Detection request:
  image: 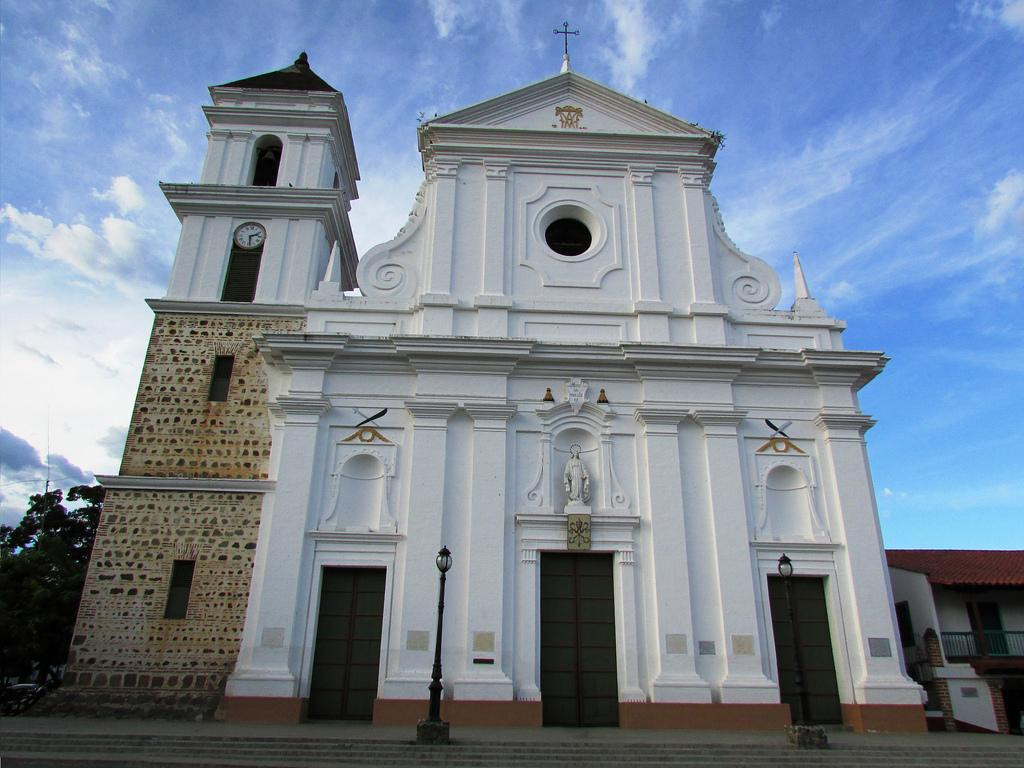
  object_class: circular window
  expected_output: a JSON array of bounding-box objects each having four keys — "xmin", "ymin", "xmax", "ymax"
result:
[{"xmin": 545, "ymin": 218, "xmax": 592, "ymax": 256}]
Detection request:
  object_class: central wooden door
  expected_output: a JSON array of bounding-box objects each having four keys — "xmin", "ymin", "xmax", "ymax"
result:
[
  {"xmin": 540, "ymin": 552, "xmax": 619, "ymax": 726},
  {"xmin": 767, "ymin": 576, "xmax": 842, "ymax": 724},
  {"xmin": 308, "ymin": 567, "xmax": 385, "ymax": 720}
]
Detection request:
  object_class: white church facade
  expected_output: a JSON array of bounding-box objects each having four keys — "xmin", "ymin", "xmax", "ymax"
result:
[{"xmin": 65, "ymin": 53, "xmax": 926, "ymax": 731}]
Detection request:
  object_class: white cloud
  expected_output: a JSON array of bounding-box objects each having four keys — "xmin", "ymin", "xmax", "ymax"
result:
[
  {"xmin": 602, "ymin": 0, "xmax": 657, "ymax": 92},
  {"xmin": 426, "ymin": 0, "xmax": 463, "ymax": 38},
  {"xmin": 55, "ymin": 22, "xmax": 124, "ymax": 87},
  {"xmin": 92, "ymin": 175, "xmax": 146, "ymax": 215},
  {"xmin": 760, "ymin": 2, "xmax": 783, "ymax": 33},
  {"xmin": 961, "ymin": 0, "xmax": 1024, "ymax": 35},
  {"xmin": 1, "ymin": 204, "xmax": 151, "ymax": 292},
  {"xmin": 977, "ymin": 168, "xmax": 1024, "ymax": 235}
]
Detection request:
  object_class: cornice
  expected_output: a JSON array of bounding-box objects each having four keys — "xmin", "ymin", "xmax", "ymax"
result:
[
  {"xmin": 147, "ymin": 299, "xmax": 305, "ymax": 317},
  {"xmin": 391, "ymin": 335, "xmax": 535, "ymax": 374},
  {"xmin": 405, "ymin": 399, "xmax": 460, "ymax": 422},
  {"xmin": 256, "ymin": 333, "xmax": 347, "ymax": 370},
  {"xmin": 801, "ymin": 350, "xmax": 888, "ymax": 390},
  {"xmin": 160, "ymin": 183, "xmax": 351, "ymax": 247},
  {"xmin": 814, "ymin": 411, "xmax": 877, "ymax": 435},
  {"xmin": 269, "ymin": 395, "xmax": 331, "ymax": 418},
  {"xmin": 462, "ymin": 402, "xmax": 518, "ymax": 422},
  {"xmin": 308, "ymin": 530, "xmax": 404, "ymax": 545},
  {"xmin": 691, "ymin": 408, "xmax": 748, "ymax": 428},
  {"xmin": 621, "ymin": 343, "xmax": 757, "ymax": 381},
  {"xmin": 96, "ymin": 475, "xmax": 275, "ymax": 493},
  {"xmin": 634, "ymin": 407, "xmax": 688, "ymax": 427}
]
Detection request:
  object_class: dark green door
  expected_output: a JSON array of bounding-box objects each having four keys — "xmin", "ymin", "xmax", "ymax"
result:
[
  {"xmin": 308, "ymin": 568, "xmax": 385, "ymax": 720},
  {"xmin": 540, "ymin": 552, "xmax": 619, "ymax": 726},
  {"xmin": 768, "ymin": 576, "xmax": 842, "ymax": 724}
]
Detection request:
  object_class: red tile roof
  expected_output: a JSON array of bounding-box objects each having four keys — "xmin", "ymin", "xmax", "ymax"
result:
[{"xmin": 886, "ymin": 550, "xmax": 1024, "ymax": 587}]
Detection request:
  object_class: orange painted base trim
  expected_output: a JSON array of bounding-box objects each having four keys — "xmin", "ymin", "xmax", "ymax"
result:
[
  {"xmin": 841, "ymin": 703, "xmax": 927, "ymax": 733},
  {"xmin": 220, "ymin": 696, "xmax": 306, "ymax": 724},
  {"xmin": 373, "ymin": 699, "xmax": 542, "ymax": 726},
  {"xmin": 619, "ymin": 702, "xmax": 791, "ymax": 730}
]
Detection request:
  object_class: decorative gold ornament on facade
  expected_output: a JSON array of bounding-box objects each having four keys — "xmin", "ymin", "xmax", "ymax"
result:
[
  {"xmin": 756, "ymin": 436, "xmax": 806, "ymax": 454},
  {"xmin": 567, "ymin": 513, "xmax": 592, "ymax": 550},
  {"xmin": 555, "ymin": 105, "xmax": 583, "ymax": 129},
  {"xmin": 342, "ymin": 426, "xmax": 391, "ymax": 444}
]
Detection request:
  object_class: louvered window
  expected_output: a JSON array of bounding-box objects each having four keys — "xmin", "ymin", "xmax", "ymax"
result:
[{"xmin": 221, "ymin": 247, "xmax": 261, "ymax": 302}]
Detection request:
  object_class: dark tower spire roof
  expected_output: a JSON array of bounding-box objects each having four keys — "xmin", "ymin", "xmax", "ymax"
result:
[{"xmin": 218, "ymin": 52, "xmax": 337, "ymax": 93}]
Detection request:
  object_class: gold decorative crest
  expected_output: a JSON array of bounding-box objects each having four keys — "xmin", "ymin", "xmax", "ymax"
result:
[
  {"xmin": 756, "ymin": 437, "xmax": 806, "ymax": 454},
  {"xmin": 567, "ymin": 513, "xmax": 591, "ymax": 550},
  {"xmin": 342, "ymin": 426, "xmax": 391, "ymax": 444},
  {"xmin": 555, "ymin": 105, "xmax": 583, "ymax": 129}
]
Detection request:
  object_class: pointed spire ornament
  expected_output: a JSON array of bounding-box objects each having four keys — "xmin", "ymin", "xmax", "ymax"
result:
[
  {"xmin": 793, "ymin": 251, "xmax": 811, "ymax": 300},
  {"xmin": 790, "ymin": 250, "xmax": 824, "ymax": 315},
  {"xmin": 318, "ymin": 240, "xmax": 342, "ymax": 291}
]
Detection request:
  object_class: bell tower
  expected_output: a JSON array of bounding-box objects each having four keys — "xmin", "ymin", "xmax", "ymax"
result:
[
  {"xmin": 162, "ymin": 51, "xmax": 360, "ymax": 303},
  {"xmin": 58, "ymin": 54, "xmax": 362, "ymax": 720}
]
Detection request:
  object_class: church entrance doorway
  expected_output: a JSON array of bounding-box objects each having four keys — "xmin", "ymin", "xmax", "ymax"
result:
[
  {"xmin": 540, "ymin": 552, "xmax": 619, "ymax": 726},
  {"xmin": 767, "ymin": 576, "xmax": 842, "ymax": 724},
  {"xmin": 307, "ymin": 567, "xmax": 386, "ymax": 720}
]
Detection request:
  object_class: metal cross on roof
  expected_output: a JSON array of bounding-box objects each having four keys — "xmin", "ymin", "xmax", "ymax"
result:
[{"xmin": 554, "ymin": 21, "xmax": 580, "ymax": 57}]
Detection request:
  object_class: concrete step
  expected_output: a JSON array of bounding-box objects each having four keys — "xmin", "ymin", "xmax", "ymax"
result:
[{"xmin": 2, "ymin": 731, "xmax": 1021, "ymax": 768}]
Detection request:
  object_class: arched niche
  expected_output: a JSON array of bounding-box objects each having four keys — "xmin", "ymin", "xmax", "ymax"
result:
[
  {"xmin": 320, "ymin": 443, "xmax": 397, "ymax": 532},
  {"xmin": 522, "ymin": 399, "xmax": 631, "ymax": 514},
  {"xmin": 761, "ymin": 463, "xmax": 814, "ymax": 540}
]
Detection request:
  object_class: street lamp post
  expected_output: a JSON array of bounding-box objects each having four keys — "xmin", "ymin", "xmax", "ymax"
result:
[{"xmin": 416, "ymin": 546, "xmax": 453, "ymax": 745}]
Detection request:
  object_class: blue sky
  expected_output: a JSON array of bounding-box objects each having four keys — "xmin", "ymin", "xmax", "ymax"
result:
[{"xmin": 0, "ymin": 1, "xmax": 1021, "ymax": 547}]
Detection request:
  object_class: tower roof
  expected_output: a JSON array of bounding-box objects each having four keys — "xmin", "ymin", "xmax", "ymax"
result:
[{"xmin": 219, "ymin": 52, "xmax": 337, "ymax": 93}]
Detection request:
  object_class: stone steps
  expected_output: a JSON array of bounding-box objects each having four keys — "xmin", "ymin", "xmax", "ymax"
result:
[{"xmin": 1, "ymin": 732, "xmax": 1021, "ymax": 768}]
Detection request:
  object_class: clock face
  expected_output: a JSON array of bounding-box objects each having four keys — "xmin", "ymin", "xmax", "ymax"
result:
[{"xmin": 233, "ymin": 222, "xmax": 266, "ymax": 250}]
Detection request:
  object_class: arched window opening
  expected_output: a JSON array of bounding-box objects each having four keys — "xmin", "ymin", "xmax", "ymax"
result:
[{"xmin": 251, "ymin": 136, "xmax": 283, "ymax": 186}]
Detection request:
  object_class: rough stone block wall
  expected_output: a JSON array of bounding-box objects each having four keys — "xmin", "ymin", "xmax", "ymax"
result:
[
  {"xmin": 57, "ymin": 489, "xmax": 262, "ymax": 717},
  {"xmin": 120, "ymin": 312, "xmax": 303, "ymax": 478},
  {"xmin": 52, "ymin": 311, "xmax": 303, "ymax": 718}
]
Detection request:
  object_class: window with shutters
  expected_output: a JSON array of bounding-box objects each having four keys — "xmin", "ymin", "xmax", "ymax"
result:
[
  {"xmin": 208, "ymin": 355, "xmax": 234, "ymax": 401},
  {"xmin": 164, "ymin": 560, "xmax": 196, "ymax": 619},
  {"xmin": 221, "ymin": 246, "xmax": 262, "ymax": 302}
]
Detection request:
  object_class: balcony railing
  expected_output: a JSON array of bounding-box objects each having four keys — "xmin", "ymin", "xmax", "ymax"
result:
[{"xmin": 941, "ymin": 630, "xmax": 1024, "ymax": 659}]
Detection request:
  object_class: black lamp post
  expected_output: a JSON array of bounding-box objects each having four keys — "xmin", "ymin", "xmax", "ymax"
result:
[
  {"xmin": 416, "ymin": 545, "xmax": 452, "ymax": 745},
  {"xmin": 777, "ymin": 553, "xmax": 809, "ymax": 726}
]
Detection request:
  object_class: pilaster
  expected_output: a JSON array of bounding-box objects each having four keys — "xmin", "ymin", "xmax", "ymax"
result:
[
  {"xmin": 635, "ymin": 407, "xmax": 711, "ymax": 702},
  {"xmin": 679, "ymin": 169, "xmax": 726, "ymax": 344},
  {"xmin": 814, "ymin": 411, "xmax": 921, "ymax": 706},
  {"xmin": 226, "ymin": 394, "xmax": 330, "ymax": 699},
  {"xmin": 380, "ymin": 399, "xmax": 459, "ymax": 698},
  {"xmin": 691, "ymin": 408, "xmax": 777, "ymax": 702},
  {"xmin": 453, "ymin": 403, "xmax": 517, "ymax": 700}
]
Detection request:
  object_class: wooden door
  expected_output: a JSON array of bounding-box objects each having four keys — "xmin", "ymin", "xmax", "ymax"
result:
[
  {"xmin": 540, "ymin": 552, "xmax": 619, "ymax": 726},
  {"xmin": 308, "ymin": 567, "xmax": 385, "ymax": 720},
  {"xmin": 768, "ymin": 576, "xmax": 842, "ymax": 724}
]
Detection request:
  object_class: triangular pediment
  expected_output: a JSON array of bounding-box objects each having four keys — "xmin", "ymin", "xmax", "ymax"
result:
[{"xmin": 428, "ymin": 71, "xmax": 711, "ymax": 137}]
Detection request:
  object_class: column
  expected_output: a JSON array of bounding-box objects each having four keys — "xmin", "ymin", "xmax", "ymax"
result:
[
  {"xmin": 635, "ymin": 408, "xmax": 711, "ymax": 702},
  {"xmin": 815, "ymin": 412, "xmax": 922, "ymax": 706},
  {"xmin": 226, "ymin": 394, "xmax": 330, "ymax": 702},
  {"xmin": 455, "ymin": 403, "xmax": 517, "ymax": 699},
  {"xmin": 379, "ymin": 399, "xmax": 457, "ymax": 699},
  {"xmin": 691, "ymin": 409, "xmax": 777, "ymax": 702},
  {"xmin": 514, "ymin": 546, "xmax": 541, "ymax": 701},
  {"xmin": 614, "ymin": 549, "xmax": 647, "ymax": 702}
]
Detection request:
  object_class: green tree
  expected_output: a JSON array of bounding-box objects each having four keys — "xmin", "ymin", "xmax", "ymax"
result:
[{"xmin": 0, "ymin": 485, "xmax": 103, "ymax": 685}]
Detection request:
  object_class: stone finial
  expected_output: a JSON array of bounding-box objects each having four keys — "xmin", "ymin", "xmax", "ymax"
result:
[
  {"xmin": 295, "ymin": 51, "xmax": 310, "ymax": 70},
  {"xmin": 791, "ymin": 250, "xmax": 824, "ymax": 315}
]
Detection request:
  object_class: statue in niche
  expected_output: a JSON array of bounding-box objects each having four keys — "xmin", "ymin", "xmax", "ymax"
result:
[{"xmin": 563, "ymin": 443, "xmax": 591, "ymax": 504}]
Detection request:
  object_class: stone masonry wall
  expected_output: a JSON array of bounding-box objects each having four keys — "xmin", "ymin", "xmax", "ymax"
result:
[
  {"xmin": 53, "ymin": 311, "xmax": 303, "ymax": 718},
  {"xmin": 120, "ymin": 312, "xmax": 303, "ymax": 478}
]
